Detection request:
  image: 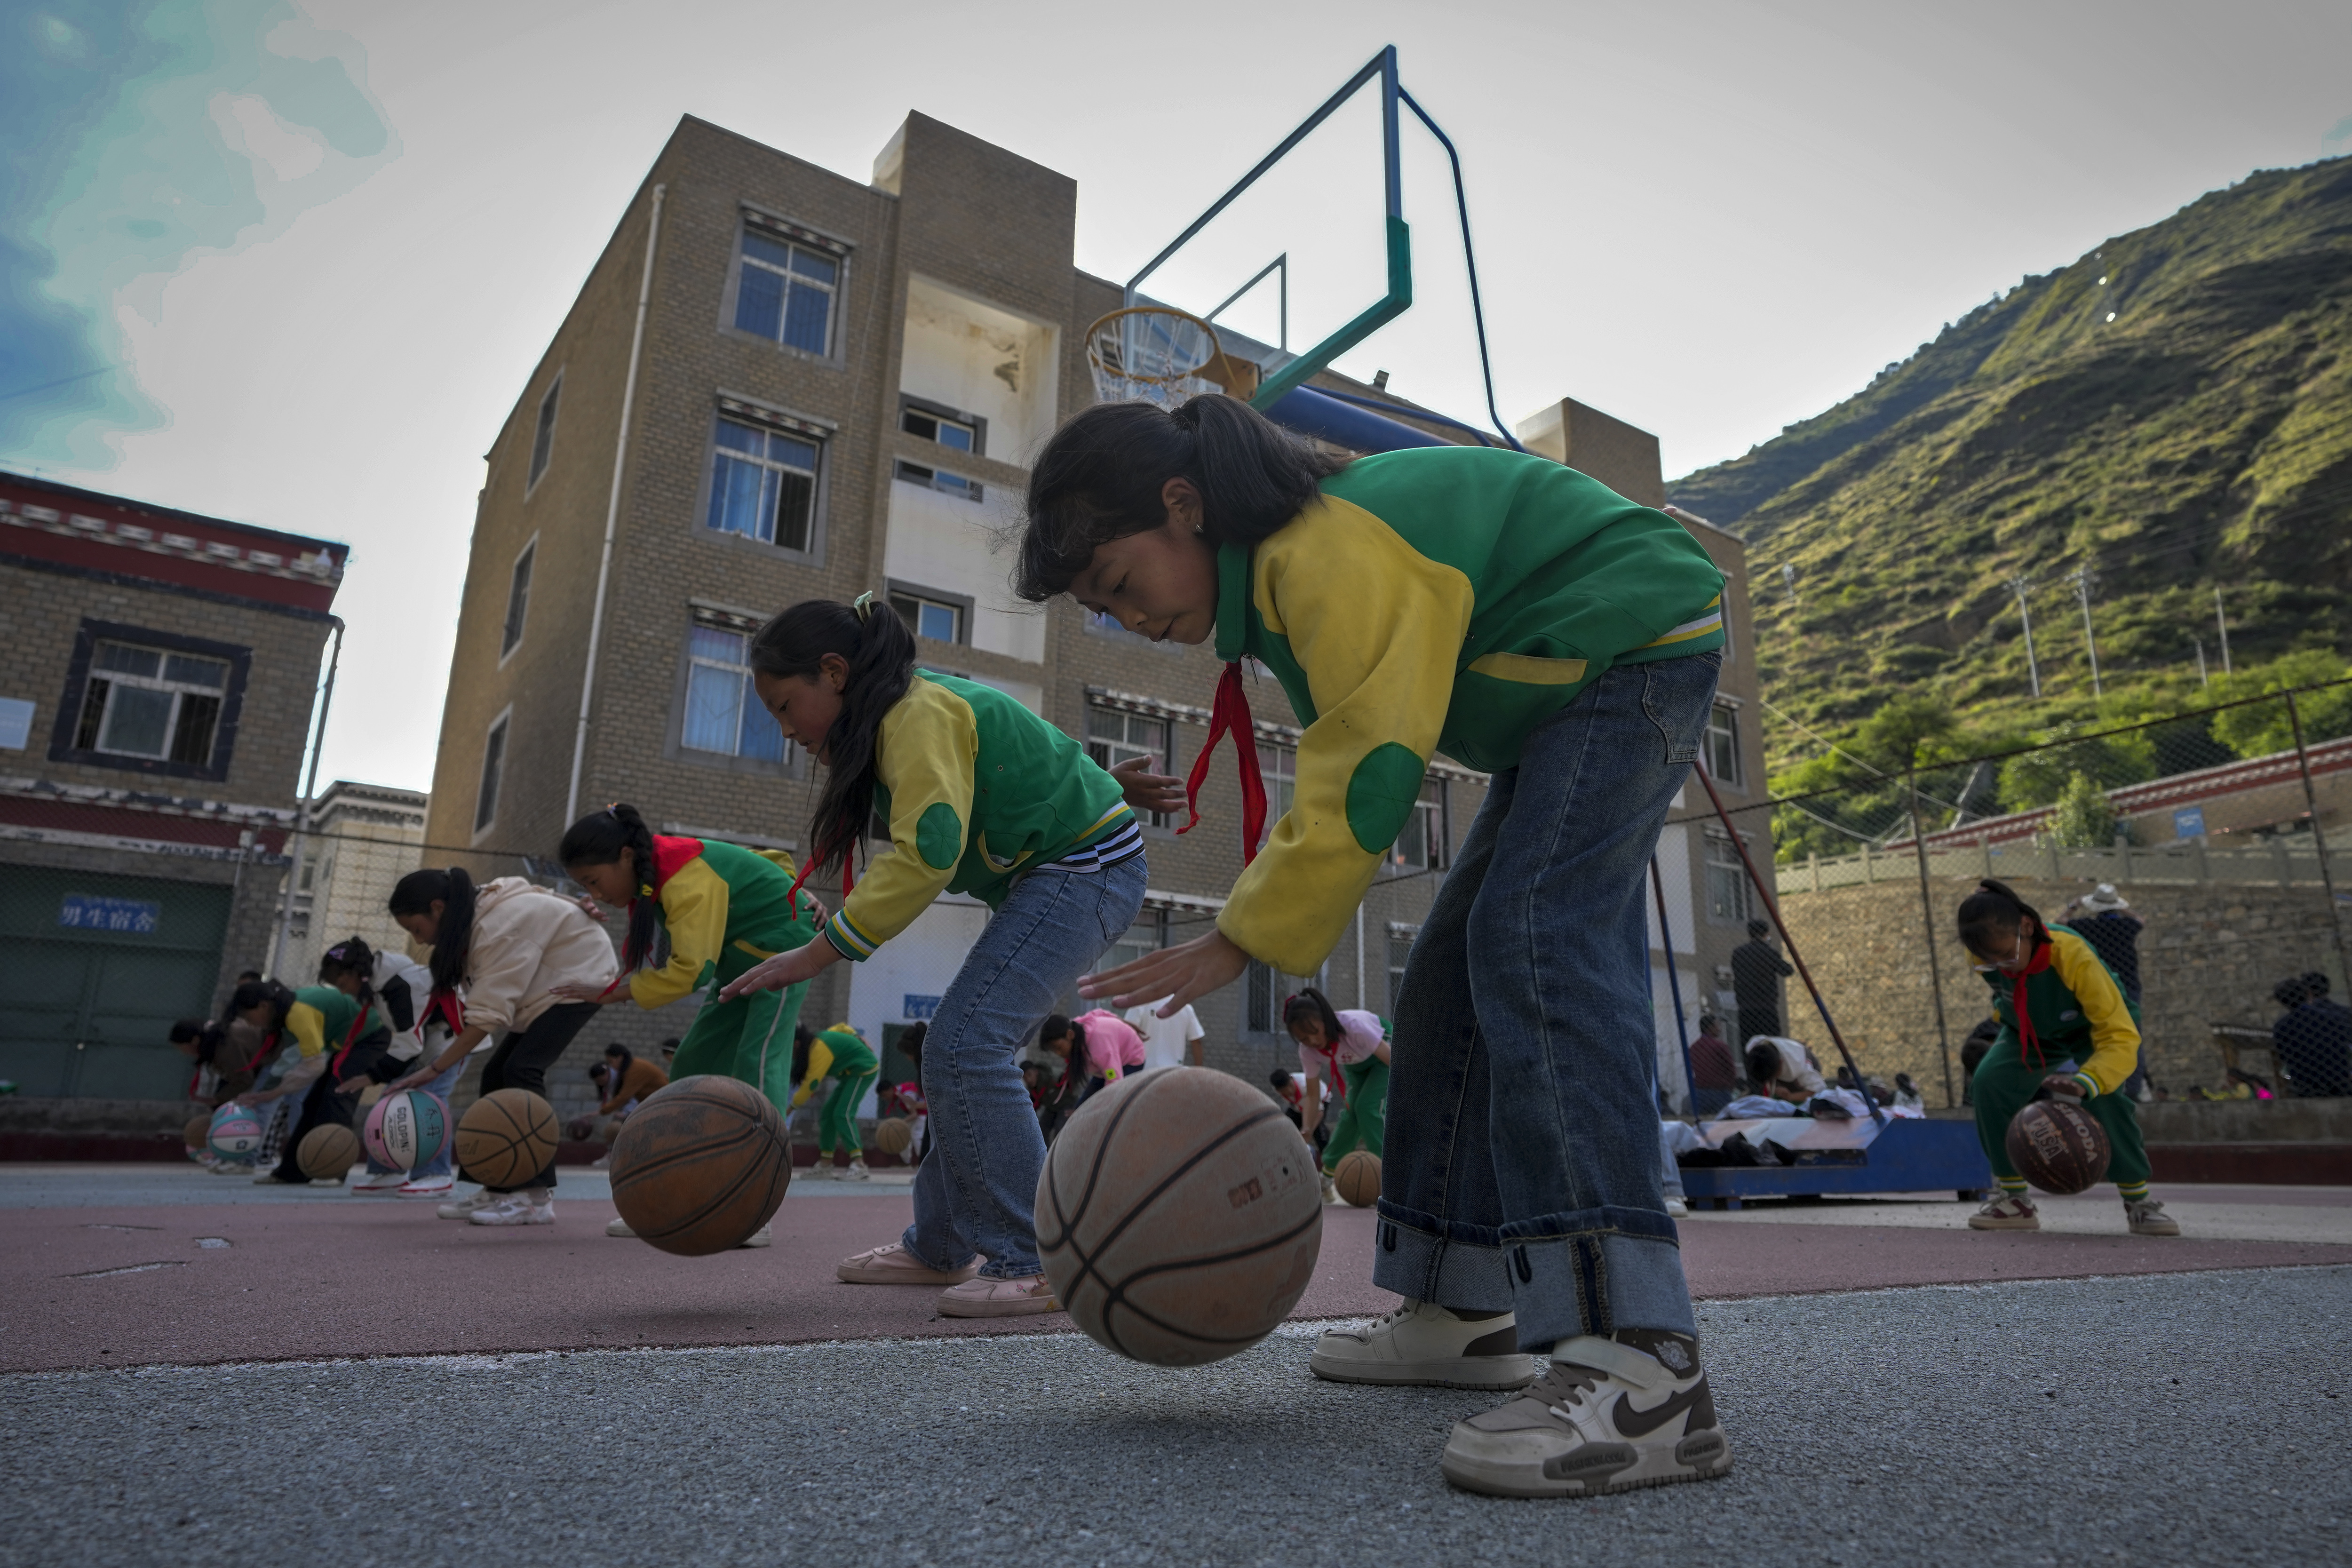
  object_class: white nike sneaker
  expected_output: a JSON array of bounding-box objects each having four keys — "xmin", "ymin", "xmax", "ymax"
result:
[
  {"xmin": 437, "ymin": 1187, "xmax": 501, "ymax": 1221},
  {"xmin": 348, "ymin": 1170, "xmax": 408, "ymax": 1194},
  {"xmin": 1442, "ymin": 1331, "xmax": 1731, "ymax": 1498},
  {"xmin": 803, "ymin": 1161, "xmax": 834, "ymax": 1181},
  {"xmin": 1311, "ymin": 1300, "xmax": 1537, "ymax": 1389},
  {"xmin": 469, "ymin": 1189, "xmax": 555, "ymax": 1226},
  {"xmin": 838, "ymin": 1157, "xmax": 870, "ymax": 1183}
]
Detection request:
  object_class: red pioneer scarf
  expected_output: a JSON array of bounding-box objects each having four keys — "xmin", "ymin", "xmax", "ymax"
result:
[
  {"xmin": 2010, "ymin": 940, "xmax": 2054, "ymax": 1070},
  {"xmin": 1181, "ymin": 662, "xmax": 1268, "ymax": 865}
]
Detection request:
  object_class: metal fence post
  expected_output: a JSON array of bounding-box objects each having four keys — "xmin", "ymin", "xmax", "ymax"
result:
[
  {"xmin": 1905, "ymin": 769, "xmax": 1956, "ymax": 1107},
  {"xmin": 2284, "ymin": 691, "xmax": 2352, "ymax": 992}
]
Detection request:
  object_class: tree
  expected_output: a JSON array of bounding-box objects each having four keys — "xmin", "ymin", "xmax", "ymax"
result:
[
  {"xmin": 2210, "ymin": 650, "xmax": 2352, "ymax": 759},
  {"xmin": 2044, "ymin": 771, "xmax": 2118, "ymax": 847}
]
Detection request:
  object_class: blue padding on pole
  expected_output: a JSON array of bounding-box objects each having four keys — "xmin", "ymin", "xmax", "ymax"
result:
[{"xmin": 1261, "ymin": 385, "xmax": 1449, "ymax": 454}]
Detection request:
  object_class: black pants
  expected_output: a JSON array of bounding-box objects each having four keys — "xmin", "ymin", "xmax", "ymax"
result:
[
  {"xmin": 1736, "ymin": 1010, "xmax": 1782, "ymax": 1050},
  {"xmin": 471, "ymin": 1003, "xmax": 597, "ymax": 1192},
  {"xmin": 269, "ymin": 1038, "xmax": 393, "ymax": 1182}
]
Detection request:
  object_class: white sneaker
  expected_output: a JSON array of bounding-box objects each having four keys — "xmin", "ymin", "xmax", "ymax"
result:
[
  {"xmin": 838, "ymin": 1157, "xmax": 870, "ymax": 1183},
  {"xmin": 1968, "ymin": 1193, "xmax": 2041, "ymax": 1231},
  {"xmin": 1319, "ymin": 1173, "xmax": 1339, "ymax": 1205},
  {"xmin": 606, "ymin": 1217, "xmax": 637, "ymax": 1239},
  {"xmin": 1665, "ymin": 1197, "xmax": 1689, "ymax": 1218},
  {"xmin": 469, "ymin": 1190, "xmax": 554, "ymax": 1226},
  {"xmin": 396, "ymin": 1176, "xmax": 453, "ymax": 1199},
  {"xmin": 589, "ymin": 1153, "xmax": 611, "ymax": 1170},
  {"xmin": 1441, "ymin": 1331, "xmax": 1731, "ymax": 1497},
  {"xmin": 737, "ymin": 1224, "xmax": 772, "ymax": 1249},
  {"xmin": 2126, "ymin": 1197, "xmax": 2181, "ymax": 1237},
  {"xmin": 803, "ymin": 1160, "xmax": 834, "ymax": 1181},
  {"xmin": 1311, "ymin": 1301, "xmax": 1537, "ymax": 1389},
  {"xmin": 437, "ymin": 1187, "xmax": 501, "ymax": 1221},
  {"xmin": 349, "ymin": 1170, "xmax": 408, "ymax": 1194}
]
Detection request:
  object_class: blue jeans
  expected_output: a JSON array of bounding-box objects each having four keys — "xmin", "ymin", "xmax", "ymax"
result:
[
  {"xmin": 904, "ymin": 853, "xmax": 1146, "ymax": 1279},
  {"xmin": 1375, "ymin": 652, "xmax": 1721, "ymax": 1349},
  {"xmin": 364, "ymin": 1050, "xmax": 464, "ymax": 1179}
]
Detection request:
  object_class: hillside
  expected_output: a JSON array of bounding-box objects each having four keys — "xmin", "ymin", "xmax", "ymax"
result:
[{"xmin": 1669, "ymin": 155, "xmax": 2352, "ymax": 761}]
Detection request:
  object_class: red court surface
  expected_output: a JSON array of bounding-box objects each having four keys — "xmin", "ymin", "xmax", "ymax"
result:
[{"xmin": 10, "ymin": 1190, "xmax": 2350, "ymax": 1373}]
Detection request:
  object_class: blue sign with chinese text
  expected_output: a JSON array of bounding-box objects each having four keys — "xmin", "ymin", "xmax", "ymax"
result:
[
  {"xmin": 2173, "ymin": 806, "xmax": 2207, "ymax": 841},
  {"xmin": 59, "ymin": 895, "xmax": 161, "ymax": 934},
  {"xmin": 903, "ymin": 994, "xmax": 943, "ymax": 1020}
]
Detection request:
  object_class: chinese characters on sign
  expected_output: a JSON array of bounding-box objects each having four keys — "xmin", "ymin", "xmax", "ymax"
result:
[
  {"xmin": 902, "ymin": 994, "xmax": 943, "ymax": 1020},
  {"xmin": 59, "ymin": 894, "xmax": 162, "ymax": 934}
]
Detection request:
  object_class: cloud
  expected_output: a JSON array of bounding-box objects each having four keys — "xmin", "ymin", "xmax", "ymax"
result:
[{"xmin": 0, "ymin": 0, "xmax": 398, "ymax": 469}]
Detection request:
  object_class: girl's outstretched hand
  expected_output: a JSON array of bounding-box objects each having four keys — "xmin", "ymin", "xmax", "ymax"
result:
[
  {"xmin": 720, "ymin": 939, "xmax": 838, "ymax": 1002},
  {"xmin": 1080, "ymin": 931, "xmax": 1250, "ymax": 1014},
  {"xmin": 1108, "ymin": 754, "xmax": 1187, "ymax": 819}
]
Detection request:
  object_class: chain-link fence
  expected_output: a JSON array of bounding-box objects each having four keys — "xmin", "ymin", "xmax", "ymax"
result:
[{"xmin": 1711, "ymin": 679, "xmax": 2352, "ymax": 1109}]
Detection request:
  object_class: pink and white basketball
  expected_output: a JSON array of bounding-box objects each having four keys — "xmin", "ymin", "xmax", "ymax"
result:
[
  {"xmin": 363, "ymin": 1089, "xmax": 449, "ymax": 1171},
  {"xmin": 208, "ymin": 1103, "xmax": 264, "ymax": 1160}
]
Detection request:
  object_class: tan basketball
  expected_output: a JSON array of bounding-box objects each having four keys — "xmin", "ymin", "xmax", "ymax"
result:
[
  {"xmin": 1037, "ymin": 1068, "xmax": 1323, "ymax": 1367},
  {"xmin": 184, "ymin": 1114, "xmax": 212, "ymax": 1150},
  {"xmin": 1334, "ymin": 1149, "xmax": 1381, "ymax": 1207},
  {"xmin": 609, "ymin": 1076, "xmax": 792, "ymax": 1256},
  {"xmin": 454, "ymin": 1088, "xmax": 558, "ymax": 1189},
  {"xmin": 873, "ymin": 1116, "xmax": 913, "ymax": 1156},
  {"xmin": 296, "ymin": 1122, "xmax": 360, "ymax": 1180}
]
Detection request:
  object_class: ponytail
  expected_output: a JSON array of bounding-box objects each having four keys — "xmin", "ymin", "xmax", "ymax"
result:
[
  {"xmin": 1014, "ymin": 393, "xmax": 1350, "ymax": 601},
  {"xmin": 1956, "ymin": 877, "xmax": 2045, "ymax": 956},
  {"xmin": 389, "ymin": 867, "xmax": 479, "ymax": 998},
  {"xmin": 170, "ymin": 1018, "xmax": 224, "ymax": 1066},
  {"xmin": 790, "ymin": 1023, "xmax": 815, "ymax": 1088},
  {"xmin": 558, "ymin": 804, "xmax": 660, "ymax": 969},
  {"xmin": 747, "ymin": 597, "xmax": 916, "ymax": 883},
  {"xmin": 227, "ymin": 979, "xmax": 297, "ymax": 1034},
  {"xmin": 1283, "ymin": 986, "xmax": 1346, "ymax": 1048},
  {"xmin": 318, "ymin": 937, "xmax": 378, "ymax": 1020}
]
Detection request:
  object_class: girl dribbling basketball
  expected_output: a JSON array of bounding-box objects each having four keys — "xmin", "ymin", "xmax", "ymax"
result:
[
  {"xmin": 1283, "ymin": 987, "xmax": 1389, "ymax": 1206},
  {"xmin": 1021, "ymin": 393, "xmax": 1733, "ymax": 1497},
  {"xmin": 716, "ymin": 594, "xmax": 1156, "ymax": 1318}
]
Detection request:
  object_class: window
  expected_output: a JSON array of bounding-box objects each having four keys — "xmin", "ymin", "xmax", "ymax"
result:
[
  {"xmin": 682, "ymin": 626, "xmax": 788, "ymax": 763},
  {"xmin": 475, "ymin": 712, "xmax": 509, "ymax": 834},
  {"xmin": 501, "ymin": 539, "xmax": 534, "ymax": 658},
  {"xmin": 528, "ymin": 377, "xmax": 560, "ymax": 489},
  {"xmin": 707, "ymin": 418, "xmax": 819, "ymax": 551},
  {"xmin": 73, "ymin": 641, "xmax": 228, "ymax": 765},
  {"xmin": 1387, "ymin": 777, "xmax": 1447, "ymax": 872},
  {"xmin": 1388, "ymin": 925, "xmax": 1419, "ymax": 1017},
  {"xmin": 899, "ymin": 401, "xmax": 981, "ymax": 455},
  {"xmin": 894, "ymin": 459, "xmax": 983, "ymax": 502},
  {"xmin": 1705, "ymin": 832, "xmax": 1755, "ymax": 925},
  {"xmin": 735, "ymin": 228, "xmax": 838, "ymax": 354},
  {"xmin": 1705, "ymin": 702, "xmax": 1743, "ymax": 787},
  {"xmin": 1088, "ymin": 705, "xmax": 1171, "ymax": 827},
  {"xmin": 888, "ymin": 589, "xmax": 966, "ymax": 645},
  {"xmin": 1098, "ymin": 908, "xmax": 1169, "ymax": 977},
  {"xmin": 1255, "ymin": 741, "xmax": 1297, "ymax": 848},
  {"xmin": 1246, "ymin": 960, "xmax": 1277, "ymax": 1035}
]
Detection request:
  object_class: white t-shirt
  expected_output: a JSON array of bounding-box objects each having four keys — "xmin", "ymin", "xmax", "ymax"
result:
[{"xmin": 1126, "ymin": 999, "xmax": 1205, "ymax": 1071}]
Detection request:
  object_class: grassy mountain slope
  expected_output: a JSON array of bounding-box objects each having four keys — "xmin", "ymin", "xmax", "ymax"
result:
[{"xmin": 1669, "ymin": 155, "xmax": 2352, "ymax": 759}]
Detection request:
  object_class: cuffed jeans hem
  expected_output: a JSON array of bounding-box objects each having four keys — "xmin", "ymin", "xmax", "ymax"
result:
[
  {"xmin": 1370, "ymin": 1208, "xmax": 1515, "ymax": 1313},
  {"xmin": 1373, "ymin": 1206, "xmax": 1697, "ymax": 1344}
]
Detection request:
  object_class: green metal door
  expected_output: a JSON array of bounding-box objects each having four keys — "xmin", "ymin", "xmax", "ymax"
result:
[{"xmin": 0, "ymin": 867, "xmax": 230, "ymax": 1099}]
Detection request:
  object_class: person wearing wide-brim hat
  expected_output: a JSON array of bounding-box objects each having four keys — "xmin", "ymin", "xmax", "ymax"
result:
[{"xmin": 2062, "ymin": 883, "xmax": 2149, "ymax": 1098}]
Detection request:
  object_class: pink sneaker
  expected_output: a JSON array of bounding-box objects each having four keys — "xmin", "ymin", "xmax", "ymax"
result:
[
  {"xmin": 938, "ymin": 1274, "xmax": 1058, "ymax": 1319},
  {"xmin": 835, "ymin": 1242, "xmax": 980, "ymax": 1286}
]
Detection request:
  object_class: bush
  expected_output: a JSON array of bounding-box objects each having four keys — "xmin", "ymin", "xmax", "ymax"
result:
[
  {"xmin": 2209, "ymin": 651, "xmax": 2352, "ymax": 758},
  {"xmin": 2044, "ymin": 771, "xmax": 2118, "ymax": 847}
]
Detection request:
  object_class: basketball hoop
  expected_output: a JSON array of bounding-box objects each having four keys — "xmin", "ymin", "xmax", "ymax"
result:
[{"xmin": 1086, "ymin": 306, "xmax": 1226, "ymax": 409}]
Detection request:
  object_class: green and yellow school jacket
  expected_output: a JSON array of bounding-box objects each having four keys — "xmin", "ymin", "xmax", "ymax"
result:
[
  {"xmin": 791, "ymin": 1026, "xmax": 879, "ymax": 1106},
  {"xmin": 283, "ymin": 985, "xmax": 387, "ymax": 1058},
  {"xmin": 1213, "ymin": 446, "xmax": 1726, "ymax": 974},
  {"xmin": 626, "ymin": 836, "xmax": 825, "ymax": 1010},
  {"xmin": 822, "ymin": 671, "xmax": 1135, "ymax": 962},
  {"xmin": 1978, "ymin": 926, "xmax": 2142, "ymax": 1098}
]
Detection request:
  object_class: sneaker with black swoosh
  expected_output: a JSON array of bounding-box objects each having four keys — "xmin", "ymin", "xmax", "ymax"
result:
[{"xmin": 1440, "ymin": 1329, "xmax": 1731, "ymax": 1498}]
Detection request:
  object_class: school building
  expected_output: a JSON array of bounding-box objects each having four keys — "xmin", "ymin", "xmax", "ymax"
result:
[
  {"xmin": 0, "ymin": 471, "xmax": 346, "ymax": 1103},
  {"xmin": 421, "ymin": 111, "xmax": 1766, "ymax": 1109}
]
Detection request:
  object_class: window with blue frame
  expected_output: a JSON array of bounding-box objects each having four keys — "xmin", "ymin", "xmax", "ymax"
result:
[
  {"xmin": 681, "ymin": 624, "xmax": 788, "ymax": 763},
  {"xmin": 706, "ymin": 418, "xmax": 819, "ymax": 551},
  {"xmin": 734, "ymin": 227, "xmax": 839, "ymax": 355}
]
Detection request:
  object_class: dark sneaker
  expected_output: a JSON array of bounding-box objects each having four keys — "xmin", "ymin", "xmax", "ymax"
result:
[
  {"xmin": 2125, "ymin": 1198, "xmax": 2180, "ymax": 1237},
  {"xmin": 1441, "ymin": 1330, "xmax": 1731, "ymax": 1498}
]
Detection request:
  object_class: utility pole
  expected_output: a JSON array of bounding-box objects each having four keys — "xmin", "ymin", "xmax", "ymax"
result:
[
  {"xmin": 1781, "ymin": 562, "xmax": 1797, "ymax": 605},
  {"xmin": 2215, "ymin": 585, "xmax": 2233, "ymax": 674},
  {"xmin": 2010, "ymin": 574, "xmax": 2042, "ymax": 698},
  {"xmin": 2070, "ymin": 563, "xmax": 2102, "ymax": 698},
  {"xmin": 2195, "ymin": 637, "xmax": 2209, "ymax": 688}
]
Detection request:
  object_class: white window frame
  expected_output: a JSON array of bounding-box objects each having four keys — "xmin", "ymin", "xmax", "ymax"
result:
[
  {"xmin": 887, "ymin": 582, "xmax": 972, "ymax": 647},
  {"xmin": 1386, "ymin": 921, "xmax": 1421, "ymax": 1018},
  {"xmin": 1385, "ymin": 776, "xmax": 1449, "ymax": 874},
  {"xmin": 733, "ymin": 221, "xmax": 843, "ymax": 357},
  {"xmin": 1705, "ymin": 700, "xmax": 1744, "ymax": 788},
  {"xmin": 705, "ymin": 414, "xmax": 824, "ymax": 555},
  {"xmin": 1087, "ymin": 703, "xmax": 1173, "ymax": 828},
  {"xmin": 679, "ymin": 620, "xmax": 795, "ymax": 767},
  {"xmin": 500, "ymin": 534, "xmax": 536, "ymax": 662},
  {"xmin": 526, "ymin": 374, "xmax": 561, "ymax": 493},
  {"xmin": 893, "ymin": 458, "xmax": 985, "ymax": 503},
  {"xmin": 898, "ymin": 395, "xmax": 985, "ymax": 457},
  {"xmin": 474, "ymin": 708, "xmax": 511, "ymax": 838},
  {"xmin": 1254, "ymin": 740, "xmax": 1298, "ymax": 850},
  {"xmin": 1703, "ymin": 829, "xmax": 1756, "ymax": 926},
  {"xmin": 75, "ymin": 640, "xmax": 231, "ymax": 765}
]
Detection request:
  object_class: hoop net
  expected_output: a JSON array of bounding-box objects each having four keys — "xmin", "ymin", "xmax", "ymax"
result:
[{"xmin": 1087, "ymin": 306, "xmax": 1222, "ymax": 409}]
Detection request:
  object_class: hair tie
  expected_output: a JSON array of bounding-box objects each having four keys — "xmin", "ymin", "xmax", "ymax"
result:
[
  {"xmin": 638, "ymin": 882, "xmax": 653, "ymax": 899},
  {"xmin": 852, "ymin": 590, "xmax": 874, "ymax": 622}
]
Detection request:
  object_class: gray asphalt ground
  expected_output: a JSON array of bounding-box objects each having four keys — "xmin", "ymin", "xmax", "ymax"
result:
[
  {"xmin": 0, "ymin": 1163, "xmax": 914, "ymax": 1207},
  {"xmin": 4, "ymin": 1266, "xmax": 2344, "ymax": 1568}
]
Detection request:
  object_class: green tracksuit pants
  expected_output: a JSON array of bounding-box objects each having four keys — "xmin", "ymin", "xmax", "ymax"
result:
[
  {"xmin": 1971, "ymin": 1027, "xmax": 2151, "ymax": 1188},
  {"xmin": 1319, "ymin": 1056, "xmax": 1389, "ymax": 1173},
  {"xmin": 670, "ymin": 939, "xmax": 812, "ymax": 1115},
  {"xmin": 818, "ymin": 1069, "xmax": 880, "ymax": 1154}
]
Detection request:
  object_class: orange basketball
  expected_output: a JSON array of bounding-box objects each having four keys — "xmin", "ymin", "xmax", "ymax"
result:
[
  {"xmin": 296, "ymin": 1122, "xmax": 360, "ymax": 1180},
  {"xmin": 1037, "ymin": 1068, "xmax": 1322, "ymax": 1366},
  {"xmin": 2005, "ymin": 1098, "xmax": 2112, "ymax": 1194},
  {"xmin": 454, "ymin": 1088, "xmax": 558, "ymax": 1189},
  {"xmin": 1334, "ymin": 1149, "xmax": 1381, "ymax": 1207},
  {"xmin": 608, "ymin": 1076, "xmax": 792, "ymax": 1256},
  {"xmin": 874, "ymin": 1116, "xmax": 914, "ymax": 1156}
]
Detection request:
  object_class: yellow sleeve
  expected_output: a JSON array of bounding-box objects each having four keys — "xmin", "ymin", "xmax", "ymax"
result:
[
  {"xmin": 822, "ymin": 684, "xmax": 977, "ymax": 961},
  {"xmin": 2048, "ymin": 931, "xmax": 2140, "ymax": 1095},
  {"xmin": 628, "ymin": 856, "xmax": 730, "ymax": 1010},
  {"xmin": 790, "ymin": 1039, "xmax": 836, "ymax": 1107},
  {"xmin": 285, "ymin": 1001, "xmax": 329, "ymax": 1059},
  {"xmin": 1218, "ymin": 501, "xmax": 1473, "ymax": 975}
]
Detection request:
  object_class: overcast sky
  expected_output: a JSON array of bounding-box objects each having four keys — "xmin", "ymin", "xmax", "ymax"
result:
[{"xmin": 6, "ymin": 0, "xmax": 2349, "ymax": 795}]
